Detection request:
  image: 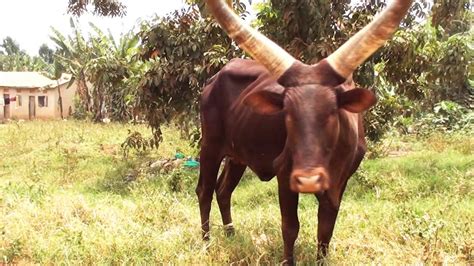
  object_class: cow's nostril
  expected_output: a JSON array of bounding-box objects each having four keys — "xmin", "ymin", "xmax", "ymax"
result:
[
  {"xmin": 313, "ymin": 175, "xmax": 321, "ymax": 183},
  {"xmin": 296, "ymin": 177, "xmax": 303, "ymax": 185}
]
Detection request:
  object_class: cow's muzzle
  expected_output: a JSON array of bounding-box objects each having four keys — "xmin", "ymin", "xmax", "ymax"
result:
[{"xmin": 290, "ymin": 167, "xmax": 329, "ymax": 193}]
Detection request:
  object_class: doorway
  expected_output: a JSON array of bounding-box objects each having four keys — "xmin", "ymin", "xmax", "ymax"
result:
[
  {"xmin": 29, "ymin": 96, "xmax": 35, "ymax": 119},
  {"xmin": 3, "ymin": 94, "xmax": 10, "ymax": 119}
]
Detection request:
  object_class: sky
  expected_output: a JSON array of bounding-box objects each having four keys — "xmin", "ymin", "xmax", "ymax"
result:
[{"xmin": 0, "ymin": 0, "xmax": 259, "ymax": 56}]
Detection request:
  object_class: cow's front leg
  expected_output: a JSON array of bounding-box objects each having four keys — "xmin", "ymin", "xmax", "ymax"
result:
[
  {"xmin": 277, "ymin": 176, "xmax": 300, "ymax": 265},
  {"xmin": 316, "ymin": 194, "xmax": 340, "ymax": 260}
]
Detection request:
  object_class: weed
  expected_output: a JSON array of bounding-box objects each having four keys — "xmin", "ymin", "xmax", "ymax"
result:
[{"xmin": 1, "ymin": 239, "xmax": 23, "ymax": 264}]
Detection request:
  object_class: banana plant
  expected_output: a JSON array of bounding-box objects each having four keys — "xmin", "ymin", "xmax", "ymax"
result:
[{"xmin": 50, "ymin": 18, "xmax": 94, "ymax": 115}]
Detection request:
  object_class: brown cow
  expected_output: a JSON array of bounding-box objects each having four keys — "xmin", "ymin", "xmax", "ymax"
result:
[{"xmin": 196, "ymin": 0, "xmax": 413, "ymax": 263}]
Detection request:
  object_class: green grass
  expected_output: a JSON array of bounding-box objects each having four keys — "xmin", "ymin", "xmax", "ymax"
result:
[{"xmin": 0, "ymin": 120, "xmax": 472, "ymax": 264}]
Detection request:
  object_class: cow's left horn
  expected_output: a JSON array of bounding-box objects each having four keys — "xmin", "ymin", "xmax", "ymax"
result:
[
  {"xmin": 205, "ymin": 0, "xmax": 296, "ymax": 77},
  {"xmin": 327, "ymin": 0, "xmax": 413, "ymax": 79}
]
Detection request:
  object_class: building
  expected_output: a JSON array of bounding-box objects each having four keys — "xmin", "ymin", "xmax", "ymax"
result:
[{"xmin": 0, "ymin": 72, "xmax": 77, "ymax": 120}]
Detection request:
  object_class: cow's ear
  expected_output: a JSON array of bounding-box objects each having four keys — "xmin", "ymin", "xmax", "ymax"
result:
[
  {"xmin": 337, "ymin": 88, "xmax": 376, "ymax": 113},
  {"xmin": 243, "ymin": 86, "xmax": 285, "ymax": 114}
]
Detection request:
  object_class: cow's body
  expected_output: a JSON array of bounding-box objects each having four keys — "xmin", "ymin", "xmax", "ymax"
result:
[
  {"xmin": 197, "ymin": 58, "xmax": 368, "ymax": 261},
  {"xmin": 201, "ymin": 58, "xmax": 366, "ymax": 184}
]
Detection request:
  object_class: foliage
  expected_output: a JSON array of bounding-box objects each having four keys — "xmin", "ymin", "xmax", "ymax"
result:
[
  {"xmin": 38, "ymin": 44, "xmax": 55, "ymax": 64},
  {"xmin": 136, "ymin": 3, "xmax": 246, "ymax": 139},
  {"xmin": 381, "ymin": 22, "xmax": 471, "ymax": 104},
  {"xmin": 51, "ymin": 19, "xmax": 145, "ymax": 121},
  {"xmin": 0, "ymin": 37, "xmax": 50, "ymax": 72},
  {"xmin": 431, "ymin": 0, "xmax": 471, "ymax": 35},
  {"xmin": 121, "ymin": 129, "xmax": 162, "ymax": 158},
  {"xmin": 254, "ymin": 0, "xmax": 472, "ymax": 141},
  {"xmin": 66, "ymin": 0, "xmax": 126, "ymax": 17},
  {"xmin": 50, "ymin": 21, "xmax": 94, "ymax": 117},
  {"xmin": 413, "ymin": 101, "xmax": 473, "ymax": 134},
  {"xmin": 366, "ymin": 21, "xmax": 473, "ymax": 140},
  {"xmin": 0, "ymin": 53, "xmax": 49, "ymax": 72},
  {"xmin": 85, "ymin": 24, "xmax": 146, "ymax": 121},
  {"xmin": 253, "ymin": 1, "xmax": 428, "ymax": 64},
  {"xmin": 0, "ymin": 37, "xmax": 21, "ymax": 55}
]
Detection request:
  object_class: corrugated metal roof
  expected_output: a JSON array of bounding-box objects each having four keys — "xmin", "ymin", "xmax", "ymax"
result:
[{"xmin": 0, "ymin": 72, "xmax": 72, "ymax": 89}]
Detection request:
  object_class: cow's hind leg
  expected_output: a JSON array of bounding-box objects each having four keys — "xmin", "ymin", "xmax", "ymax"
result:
[
  {"xmin": 196, "ymin": 143, "xmax": 223, "ymax": 240},
  {"xmin": 216, "ymin": 158, "xmax": 246, "ymax": 236}
]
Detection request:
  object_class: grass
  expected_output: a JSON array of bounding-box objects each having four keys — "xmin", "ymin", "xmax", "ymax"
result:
[{"xmin": 0, "ymin": 120, "xmax": 472, "ymax": 264}]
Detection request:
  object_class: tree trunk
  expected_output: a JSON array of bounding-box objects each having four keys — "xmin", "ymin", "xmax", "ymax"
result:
[{"xmin": 56, "ymin": 80, "xmax": 64, "ymax": 119}]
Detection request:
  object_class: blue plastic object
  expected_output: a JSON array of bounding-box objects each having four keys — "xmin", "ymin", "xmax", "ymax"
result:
[{"xmin": 183, "ymin": 158, "xmax": 200, "ymax": 168}]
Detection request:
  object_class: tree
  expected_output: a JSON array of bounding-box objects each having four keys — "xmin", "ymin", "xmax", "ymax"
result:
[
  {"xmin": 66, "ymin": 0, "xmax": 126, "ymax": 17},
  {"xmin": 39, "ymin": 44, "xmax": 55, "ymax": 64},
  {"xmin": 50, "ymin": 20, "xmax": 93, "ymax": 114},
  {"xmin": 85, "ymin": 23, "xmax": 145, "ymax": 121},
  {"xmin": 0, "ymin": 37, "xmax": 50, "ymax": 72},
  {"xmin": 432, "ymin": 0, "xmax": 471, "ymax": 35},
  {"xmin": 50, "ymin": 18, "xmax": 146, "ymax": 122},
  {"xmin": 0, "ymin": 37, "xmax": 21, "ymax": 55},
  {"xmin": 136, "ymin": 2, "xmax": 247, "ymax": 142}
]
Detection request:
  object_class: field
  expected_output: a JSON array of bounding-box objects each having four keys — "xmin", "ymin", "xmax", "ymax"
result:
[{"xmin": 0, "ymin": 121, "xmax": 473, "ymax": 264}]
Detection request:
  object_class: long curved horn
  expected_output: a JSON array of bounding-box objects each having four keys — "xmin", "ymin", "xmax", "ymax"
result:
[
  {"xmin": 206, "ymin": 0, "xmax": 296, "ymax": 77},
  {"xmin": 327, "ymin": 0, "xmax": 413, "ymax": 79}
]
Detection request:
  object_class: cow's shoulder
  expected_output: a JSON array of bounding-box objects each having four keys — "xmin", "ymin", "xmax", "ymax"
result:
[
  {"xmin": 201, "ymin": 59, "xmax": 270, "ymax": 109},
  {"xmin": 221, "ymin": 58, "xmax": 269, "ymax": 77},
  {"xmin": 207, "ymin": 59, "xmax": 269, "ymax": 87}
]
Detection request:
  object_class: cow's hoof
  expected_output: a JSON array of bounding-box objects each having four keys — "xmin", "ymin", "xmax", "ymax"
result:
[
  {"xmin": 202, "ymin": 231, "xmax": 210, "ymax": 241},
  {"xmin": 280, "ymin": 257, "xmax": 294, "ymax": 266},
  {"xmin": 224, "ymin": 223, "xmax": 235, "ymax": 237}
]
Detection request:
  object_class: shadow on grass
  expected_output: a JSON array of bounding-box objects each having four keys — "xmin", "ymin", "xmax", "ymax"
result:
[
  {"xmin": 86, "ymin": 155, "xmax": 151, "ymax": 195},
  {"xmin": 86, "ymin": 155, "xmax": 201, "ymax": 196}
]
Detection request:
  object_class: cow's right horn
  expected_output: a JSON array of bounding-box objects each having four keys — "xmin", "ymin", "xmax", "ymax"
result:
[{"xmin": 206, "ymin": 0, "xmax": 296, "ymax": 77}]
